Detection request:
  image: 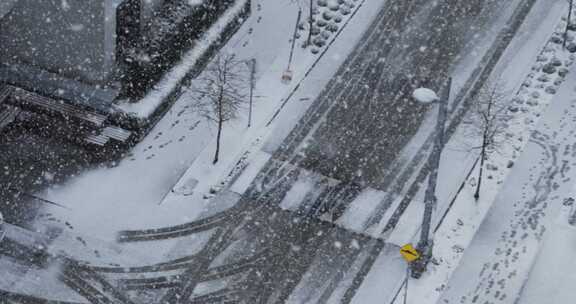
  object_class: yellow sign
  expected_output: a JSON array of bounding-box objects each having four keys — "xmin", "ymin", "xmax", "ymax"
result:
[{"xmin": 400, "ymin": 244, "xmax": 421, "ymax": 263}]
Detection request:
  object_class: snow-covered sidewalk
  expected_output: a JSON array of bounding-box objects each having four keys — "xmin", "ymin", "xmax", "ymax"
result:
[
  {"xmin": 160, "ymin": 0, "xmax": 381, "ymax": 211},
  {"xmin": 515, "ymin": 192, "xmax": 576, "ymax": 303}
]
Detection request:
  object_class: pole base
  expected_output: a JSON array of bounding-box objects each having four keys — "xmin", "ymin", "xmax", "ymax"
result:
[
  {"xmin": 282, "ymin": 70, "xmax": 293, "ymax": 84},
  {"xmin": 410, "ymin": 240, "xmax": 434, "ymax": 279}
]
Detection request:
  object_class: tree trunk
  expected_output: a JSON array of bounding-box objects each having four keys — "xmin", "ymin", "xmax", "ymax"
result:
[
  {"xmin": 565, "ymin": 0, "xmax": 574, "ymax": 49},
  {"xmin": 307, "ymin": 0, "xmax": 313, "ymax": 46},
  {"xmin": 213, "ymin": 95, "xmax": 224, "ymax": 164},
  {"xmin": 474, "ymin": 138, "xmax": 487, "ymax": 200}
]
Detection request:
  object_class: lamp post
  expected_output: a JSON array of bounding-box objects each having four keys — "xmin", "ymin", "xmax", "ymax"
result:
[
  {"xmin": 410, "ymin": 78, "xmax": 451, "ymax": 279},
  {"xmin": 283, "ymin": 9, "xmax": 302, "ymax": 83},
  {"xmin": 0, "ymin": 211, "xmax": 5, "ymax": 244}
]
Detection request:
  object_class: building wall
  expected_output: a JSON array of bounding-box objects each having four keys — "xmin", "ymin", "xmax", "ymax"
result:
[
  {"xmin": 0, "ymin": 0, "xmax": 117, "ymax": 84},
  {"xmin": 141, "ymin": 0, "xmax": 165, "ymax": 28}
]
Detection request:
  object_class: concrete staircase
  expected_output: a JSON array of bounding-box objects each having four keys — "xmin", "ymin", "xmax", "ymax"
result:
[{"xmin": 0, "ymin": 83, "xmax": 134, "ymax": 148}]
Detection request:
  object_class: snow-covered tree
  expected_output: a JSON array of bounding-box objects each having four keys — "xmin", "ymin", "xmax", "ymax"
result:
[
  {"xmin": 465, "ymin": 82, "xmax": 509, "ymax": 200},
  {"xmin": 189, "ymin": 53, "xmax": 248, "ymax": 164}
]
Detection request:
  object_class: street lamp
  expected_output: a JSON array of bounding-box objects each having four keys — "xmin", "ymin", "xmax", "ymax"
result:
[
  {"xmin": 0, "ymin": 211, "xmax": 5, "ymax": 244},
  {"xmin": 412, "ymin": 88, "xmax": 439, "ymax": 104},
  {"xmin": 283, "ymin": 9, "xmax": 302, "ymax": 83},
  {"xmin": 410, "ymin": 78, "xmax": 451, "ymax": 279}
]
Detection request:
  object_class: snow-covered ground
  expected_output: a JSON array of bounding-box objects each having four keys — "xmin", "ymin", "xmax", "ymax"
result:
[
  {"xmin": 516, "ymin": 193, "xmax": 576, "ymax": 304},
  {"xmin": 4, "ymin": 0, "xmax": 576, "ymax": 303},
  {"xmin": 1, "ymin": 0, "xmax": 389, "ymax": 298},
  {"xmin": 30, "ymin": 0, "xmax": 385, "ymax": 255},
  {"xmin": 0, "ymin": 0, "xmax": 393, "ymax": 300}
]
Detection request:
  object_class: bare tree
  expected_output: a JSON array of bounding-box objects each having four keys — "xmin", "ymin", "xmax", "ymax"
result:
[
  {"xmin": 291, "ymin": 0, "xmax": 314, "ymax": 47},
  {"xmin": 190, "ymin": 53, "xmax": 248, "ymax": 164},
  {"xmin": 465, "ymin": 82, "xmax": 509, "ymax": 200}
]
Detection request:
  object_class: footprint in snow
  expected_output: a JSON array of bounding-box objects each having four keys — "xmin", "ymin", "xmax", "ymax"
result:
[
  {"xmin": 76, "ymin": 237, "xmax": 87, "ymax": 246},
  {"xmin": 189, "ymin": 121, "xmax": 201, "ymax": 130},
  {"xmin": 159, "ymin": 140, "xmax": 173, "ymax": 149}
]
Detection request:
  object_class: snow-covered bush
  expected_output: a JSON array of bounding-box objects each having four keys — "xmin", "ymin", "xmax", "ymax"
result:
[{"xmin": 297, "ymin": 0, "xmax": 357, "ymax": 54}]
